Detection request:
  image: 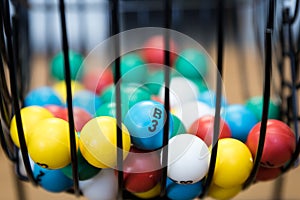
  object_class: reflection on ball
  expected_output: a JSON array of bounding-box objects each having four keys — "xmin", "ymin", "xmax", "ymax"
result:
[
  {"xmin": 79, "ymin": 116, "xmax": 131, "ymax": 168},
  {"xmin": 27, "ymin": 118, "xmax": 78, "ymax": 169}
]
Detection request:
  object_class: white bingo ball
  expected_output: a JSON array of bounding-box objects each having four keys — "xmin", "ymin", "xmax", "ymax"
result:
[
  {"xmin": 173, "ymin": 101, "xmax": 213, "ymax": 130},
  {"xmin": 18, "ymin": 150, "xmax": 34, "ymax": 177},
  {"xmin": 165, "ymin": 134, "xmax": 210, "ymax": 184},
  {"xmin": 79, "ymin": 169, "xmax": 118, "ymax": 200},
  {"xmin": 159, "ymin": 77, "xmax": 199, "ymax": 108}
]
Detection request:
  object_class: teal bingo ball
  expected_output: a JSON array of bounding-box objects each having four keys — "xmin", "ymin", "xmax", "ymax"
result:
[
  {"xmin": 124, "ymin": 100, "xmax": 173, "ymax": 150},
  {"xmin": 33, "ymin": 164, "xmax": 73, "ymax": 193}
]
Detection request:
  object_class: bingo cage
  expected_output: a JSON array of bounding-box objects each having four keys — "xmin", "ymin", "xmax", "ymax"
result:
[{"xmin": 0, "ymin": 0, "xmax": 300, "ymax": 199}]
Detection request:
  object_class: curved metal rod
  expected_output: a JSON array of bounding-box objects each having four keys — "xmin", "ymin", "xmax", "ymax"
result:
[
  {"xmin": 199, "ymin": 0, "xmax": 224, "ymax": 197},
  {"xmin": 0, "ymin": 0, "xmax": 37, "ymax": 185},
  {"xmin": 110, "ymin": 0, "xmax": 123, "ymax": 198},
  {"xmin": 243, "ymin": 0, "xmax": 275, "ymax": 189},
  {"xmin": 58, "ymin": 0, "xmax": 80, "ymax": 196}
]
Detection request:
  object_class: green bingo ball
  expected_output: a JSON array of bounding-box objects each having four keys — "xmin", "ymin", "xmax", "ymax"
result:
[
  {"xmin": 113, "ymin": 53, "xmax": 147, "ymax": 83},
  {"xmin": 245, "ymin": 96, "xmax": 280, "ymax": 121},
  {"xmin": 145, "ymin": 70, "xmax": 164, "ymax": 95},
  {"xmin": 95, "ymin": 102, "xmax": 127, "ymax": 119},
  {"xmin": 170, "ymin": 114, "xmax": 186, "ymax": 138},
  {"xmin": 61, "ymin": 149, "xmax": 101, "ymax": 180},
  {"xmin": 101, "ymin": 83, "xmax": 151, "ymax": 109},
  {"xmin": 51, "ymin": 50, "xmax": 84, "ymax": 81},
  {"xmin": 174, "ymin": 48, "xmax": 208, "ymax": 79}
]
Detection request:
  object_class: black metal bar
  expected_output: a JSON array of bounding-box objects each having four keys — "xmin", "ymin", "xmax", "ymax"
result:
[
  {"xmin": 200, "ymin": 0, "xmax": 223, "ymax": 197},
  {"xmin": 281, "ymin": 8, "xmax": 300, "ymax": 172},
  {"xmin": 111, "ymin": 0, "xmax": 123, "ymax": 198},
  {"xmin": 58, "ymin": 0, "xmax": 80, "ymax": 196},
  {"xmin": 1, "ymin": 0, "xmax": 37, "ymax": 185},
  {"xmin": 243, "ymin": 0, "xmax": 275, "ymax": 189},
  {"xmin": 160, "ymin": 0, "xmax": 172, "ymax": 197}
]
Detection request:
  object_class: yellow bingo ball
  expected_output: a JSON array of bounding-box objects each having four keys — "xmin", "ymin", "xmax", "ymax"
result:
[
  {"xmin": 10, "ymin": 106, "xmax": 54, "ymax": 148},
  {"xmin": 213, "ymin": 138, "xmax": 253, "ymax": 188},
  {"xmin": 133, "ymin": 183, "xmax": 161, "ymax": 199},
  {"xmin": 79, "ymin": 116, "xmax": 131, "ymax": 168},
  {"xmin": 27, "ymin": 118, "xmax": 78, "ymax": 169},
  {"xmin": 53, "ymin": 80, "xmax": 84, "ymax": 102},
  {"xmin": 208, "ymin": 183, "xmax": 241, "ymax": 200}
]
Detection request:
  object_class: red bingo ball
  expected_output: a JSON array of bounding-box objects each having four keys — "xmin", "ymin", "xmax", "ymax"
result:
[
  {"xmin": 123, "ymin": 148, "xmax": 162, "ymax": 193},
  {"xmin": 189, "ymin": 115, "xmax": 231, "ymax": 146},
  {"xmin": 246, "ymin": 119, "xmax": 296, "ymax": 168},
  {"xmin": 141, "ymin": 35, "xmax": 177, "ymax": 67},
  {"xmin": 83, "ymin": 67, "xmax": 113, "ymax": 95},
  {"xmin": 255, "ymin": 166, "xmax": 281, "ymax": 182}
]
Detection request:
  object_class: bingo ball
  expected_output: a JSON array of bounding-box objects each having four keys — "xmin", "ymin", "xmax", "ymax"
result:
[
  {"xmin": 27, "ymin": 118, "xmax": 78, "ymax": 169},
  {"xmin": 222, "ymin": 104, "xmax": 258, "ymax": 142},
  {"xmin": 213, "ymin": 138, "xmax": 253, "ymax": 188},
  {"xmin": 133, "ymin": 183, "xmax": 161, "ymax": 199},
  {"xmin": 198, "ymin": 90, "xmax": 227, "ymax": 108},
  {"xmin": 159, "ymin": 76, "xmax": 200, "ymax": 108},
  {"xmin": 174, "ymin": 48, "xmax": 208, "ymax": 79},
  {"xmin": 246, "ymin": 119, "xmax": 296, "ymax": 168},
  {"xmin": 44, "ymin": 105, "xmax": 66, "ymax": 119},
  {"xmin": 95, "ymin": 102, "xmax": 127, "ymax": 120},
  {"xmin": 61, "ymin": 148, "xmax": 100, "ymax": 181},
  {"xmin": 124, "ymin": 100, "xmax": 173, "ymax": 150},
  {"xmin": 245, "ymin": 96, "xmax": 280, "ymax": 121},
  {"xmin": 101, "ymin": 83, "xmax": 151, "ymax": 112},
  {"xmin": 53, "ymin": 80, "xmax": 84, "ymax": 102},
  {"xmin": 141, "ymin": 35, "xmax": 177, "ymax": 66},
  {"xmin": 123, "ymin": 147, "xmax": 162, "ymax": 193},
  {"xmin": 166, "ymin": 134, "xmax": 210, "ymax": 184},
  {"xmin": 166, "ymin": 177, "xmax": 203, "ymax": 200},
  {"xmin": 173, "ymin": 100, "xmax": 213, "ymax": 130},
  {"xmin": 113, "ymin": 53, "xmax": 147, "ymax": 83},
  {"xmin": 255, "ymin": 166, "xmax": 282, "ymax": 182},
  {"xmin": 79, "ymin": 116, "xmax": 131, "ymax": 168},
  {"xmin": 145, "ymin": 70, "xmax": 164, "ymax": 95},
  {"xmin": 170, "ymin": 114, "xmax": 186, "ymax": 138},
  {"xmin": 10, "ymin": 106, "xmax": 54, "ymax": 148},
  {"xmin": 79, "ymin": 169, "xmax": 118, "ymax": 200},
  {"xmin": 24, "ymin": 86, "xmax": 63, "ymax": 107},
  {"xmin": 82, "ymin": 67, "xmax": 113, "ymax": 95},
  {"xmin": 208, "ymin": 183, "xmax": 242, "ymax": 200},
  {"xmin": 189, "ymin": 115, "xmax": 231, "ymax": 146},
  {"xmin": 33, "ymin": 164, "xmax": 73, "ymax": 193},
  {"xmin": 72, "ymin": 90, "xmax": 102, "ymax": 115},
  {"xmin": 50, "ymin": 50, "xmax": 84, "ymax": 81}
]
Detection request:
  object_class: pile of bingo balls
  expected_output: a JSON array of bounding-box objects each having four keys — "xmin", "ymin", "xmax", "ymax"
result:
[{"xmin": 10, "ymin": 35, "xmax": 297, "ymax": 200}]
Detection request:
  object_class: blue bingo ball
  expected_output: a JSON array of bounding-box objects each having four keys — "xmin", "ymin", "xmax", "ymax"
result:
[
  {"xmin": 166, "ymin": 178, "xmax": 203, "ymax": 200},
  {"xmin": 222, "ymin": 104, "xmax": 258, "ymax": 142},
  {"xmin": 198, "ymin": 90, "xmax": 227, "ymax": 108},
  {"xmin": 124, "ymin": 100, "xmax": 173, "ymax": 150},
  {"xmin": 72, "ymin": 90, "xmax": 102, "ymax": 115},
  {"xmin": 24, "ymin": 86, "xmax": 63, "ymax": 107},
  {"xmin": 33, "ymin": 164, "xmax": 73, "ymax": 193}
]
